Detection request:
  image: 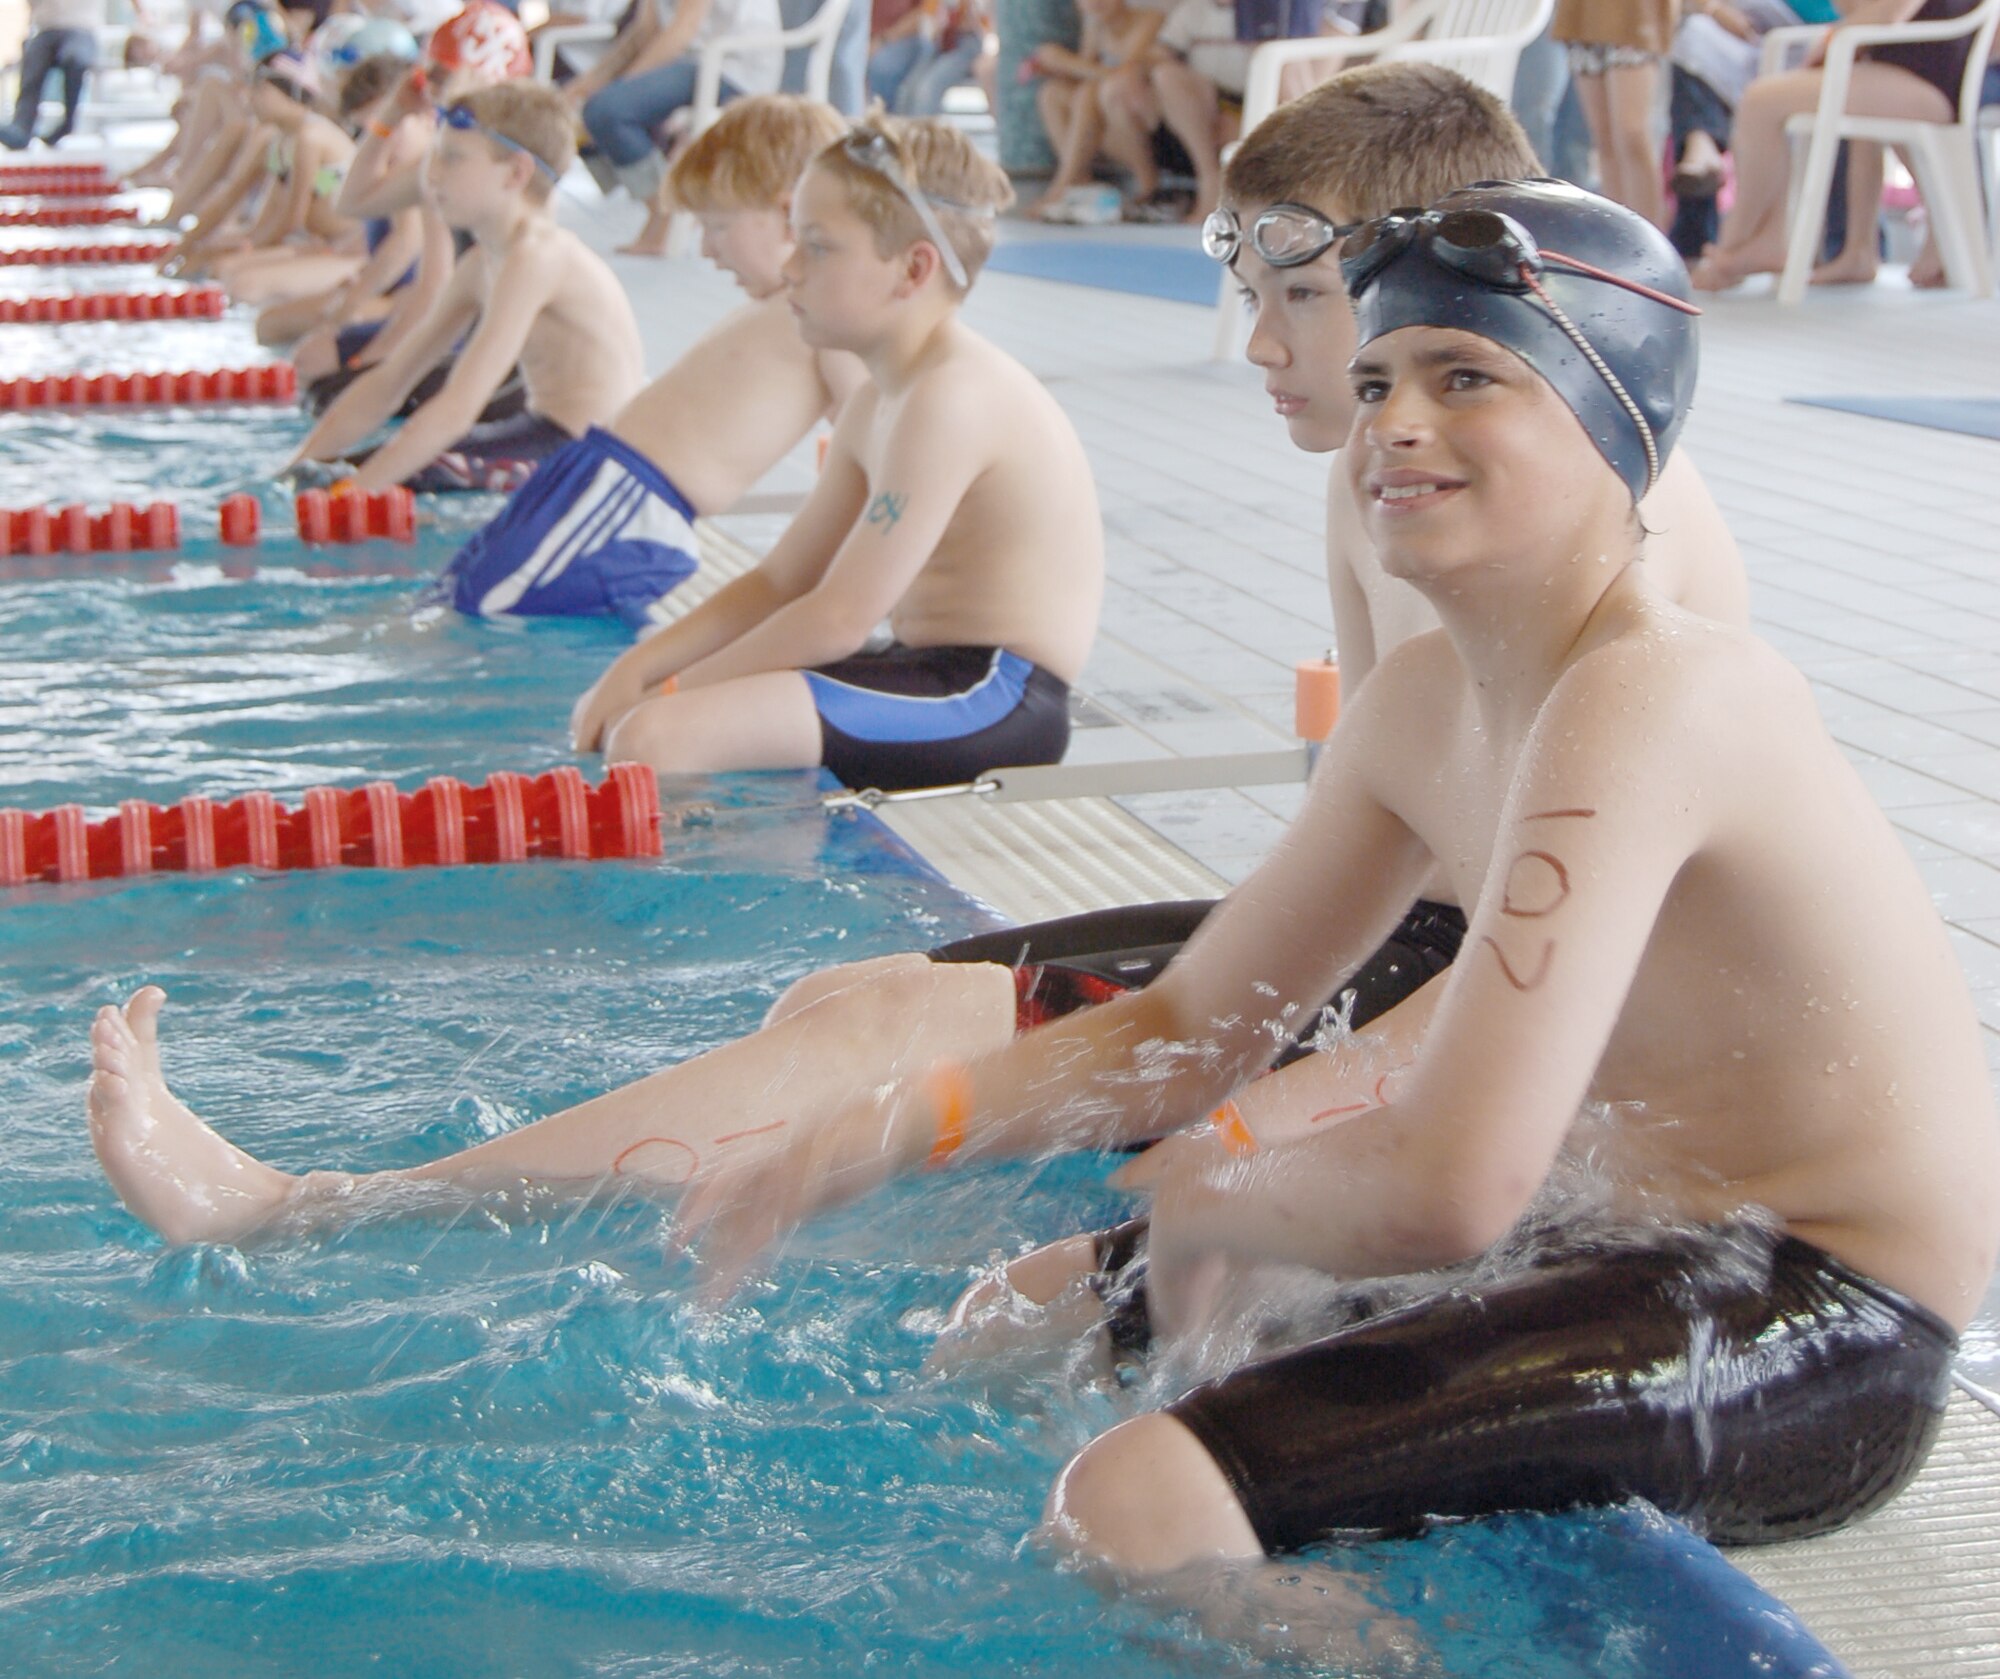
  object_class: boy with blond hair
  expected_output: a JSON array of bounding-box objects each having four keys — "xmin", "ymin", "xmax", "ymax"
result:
[
  {"xmin": 286, "ymin": 81, "xmax": 645, "ymax": 496},
  {"xmin": 566, "ymin": 114, "xmax": 1104, "ymax": 791},
  {"xmin": 440, "ymin": 94, "xmax": 869, "ymax": 625}
]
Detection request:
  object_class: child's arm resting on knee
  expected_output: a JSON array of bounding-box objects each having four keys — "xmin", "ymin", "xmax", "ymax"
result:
[
  {"xmin": 675, "ymin": 379, "xmax": 991, "ymax": 686},
  {"xmin": 286, "ymin": 261, "xmax": 480, "ymax": 471},
  {"xmin": 568, "ymin": 415, "xmax": 875, "ymax": 750},
  {"xmin": 345, "ymin": 246, "xmax": 559, "ymax": 495}
]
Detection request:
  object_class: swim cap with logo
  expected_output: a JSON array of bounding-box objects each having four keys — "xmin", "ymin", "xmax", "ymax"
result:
[
  {"xmin": 1345, "ymin": 179, "xmax": 1699, "ymax": 503},
  {"xmin": 427, "ymin": 2, "xmax": 533, "ymax": 82}
]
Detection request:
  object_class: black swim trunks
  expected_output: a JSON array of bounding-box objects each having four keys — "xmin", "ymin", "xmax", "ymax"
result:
[
  {"xmin": 806, "ymin": 643, "xmax": 1071, "ymax": 794},
  {"xmin": 403, "ymin": 408, "xmax": 578, "ymax": 494},
  {"xmin": 1147, "ymin": 1223, "xmax": 1955, "ymax": 1552},
  {"xmin": 929, "ymin": 896, "xmax": 1467, "ymax": 1044}
]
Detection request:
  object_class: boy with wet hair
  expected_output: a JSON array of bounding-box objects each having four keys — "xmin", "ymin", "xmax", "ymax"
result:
[
  {"xmin": 285, "ymin": 79, "xmax": 644, "ymax": 496},
  {"xmin": 438, "ymin": 93, "xmax": 868, "ymax": 625},
  {"xmin": 565, "ymin": 114, "xmax": 1103, "ymax": 790}
]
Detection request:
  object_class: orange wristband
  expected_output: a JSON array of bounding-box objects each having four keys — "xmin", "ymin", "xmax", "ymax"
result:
[
  {"xmin": 924, "ymin": 1061, "xmax": 973, "ymax": 1168},
  {"xmin": 1210, "ymin": 1098, "xmax": 1259, "ymax": 1157},
  {"xmin": 657, "ymin": 674, "xmax": 679, "ymax": 696},
  {"xmin": 367, "ymin": 120, "xmax": 393, "ymax": 139}
]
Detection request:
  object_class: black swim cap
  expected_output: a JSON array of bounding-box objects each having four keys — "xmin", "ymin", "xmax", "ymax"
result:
[{"xmin": 1346, "ymin": 180, "xmax": 1699, "ymax": 502}]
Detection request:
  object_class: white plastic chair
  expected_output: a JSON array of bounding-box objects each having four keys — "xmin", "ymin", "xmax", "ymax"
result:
[
  {"xmin": 688, "ymin": 0, "xmax": 858, "ymax": 134},
  {"xmin": 1761, "ymin": 0, "xmax": 2000, "ymax": 303},
  {"xmin": 1212, "ymin": 0, "xmax": 1554, "ymax": 359},
  {"xmin": 534, "ymin": 23, "xmax": 617, "ymax": 84}
]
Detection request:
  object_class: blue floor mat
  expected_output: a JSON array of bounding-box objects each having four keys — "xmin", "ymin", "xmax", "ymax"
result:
[
  {"xmin": 1789, "ymin": 394, "xmax": 2000, "ymax": 441},
  {"xmin": 984, "ymin": 238, "xmax": 1219, "ymax": 305}
]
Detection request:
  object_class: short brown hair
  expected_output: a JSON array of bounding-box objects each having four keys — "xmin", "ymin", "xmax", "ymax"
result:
[
  {"xmin": 809, "ymin": 114, "xmax": 1014, "ymax": 292},
  {"xmin": 338, "ymin": 53, "xmax": 406, "ymax": 119},
  {"xmin": 670, "ymin": 94, "xmax": 847, "ymax": 212},
  {"xmin": 1224, "ymin": 61, "xmax": 1541, "ymax": 221},
  {"xmin": 453, "ymin": 81, "xmax": 576, "ymax": 201}
]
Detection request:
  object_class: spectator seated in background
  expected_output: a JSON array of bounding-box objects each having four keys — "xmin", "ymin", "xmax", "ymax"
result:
[
  {"xmin": 1143, "ymin": 0, "xmax": 1254, "ymax": 221},
  {"xmin": 1552, "ymin": 0, "xmax": 1672, "ymax": 226},
  {"xmin": 568, "ymin": 0, "xmax": 787, "ymax": 256},
  {"xmin": 1666, "ymin": 0, "xmax": 1835, "ymax": 258},
  {"xmin": 1691, "ymin": 0, "xmax": 1989, "ymax": 290},
  {"xmin": 867, "ymin": 0, "xmax": 994, "ymax": 115},
  {"xmin": 1024, "ymin": 0, "xmax": 1165, "ymax": 219}
]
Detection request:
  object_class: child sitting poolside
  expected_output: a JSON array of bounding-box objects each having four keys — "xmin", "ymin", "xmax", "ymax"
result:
[
  {"xmin": 565, "ymin": 114, "xmax": 1104, "ymax": 791},
  {"xmin": 284, "ymin": 80, "xmax": 645, "ymax": 497},
  {"xmin": 437, "ymin": 94, "xmax": 869, "ymax": 625}
]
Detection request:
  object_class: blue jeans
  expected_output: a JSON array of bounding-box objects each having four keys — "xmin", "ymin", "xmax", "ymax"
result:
[
  {"xmin": 2, "ymin": 27, "xmax": 97, "ymax": 149},
  {"xmin": 867, "ymin": 34, "xmax": 982, "ymax": 114},
  {"xmin": 581, "ymin": 58, "xmax": 741, "ymax": 167}
]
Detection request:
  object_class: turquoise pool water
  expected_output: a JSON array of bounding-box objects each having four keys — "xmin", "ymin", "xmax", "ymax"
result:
[{"xmin": 0, "ymin": 320, "xmax": 1864, "ymax": 1678}]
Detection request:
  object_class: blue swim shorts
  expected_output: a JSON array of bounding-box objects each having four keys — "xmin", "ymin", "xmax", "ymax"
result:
[
  {"xmin": 804, "ymin": 643, "xmax": 1071, "ymax": 792},
  {"xmin": 434, "ymin": 425, "xmax": 700, "ymax": 624}
]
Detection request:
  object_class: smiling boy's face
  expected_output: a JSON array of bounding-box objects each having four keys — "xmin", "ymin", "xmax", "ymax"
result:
[
  {"xmin": 1226, "ymin": 195, "xmax": 1362, "ymax": 454},
  {"xmin": 1345, "ymin": 324, "xmax": 1629, "ymax": 586}
]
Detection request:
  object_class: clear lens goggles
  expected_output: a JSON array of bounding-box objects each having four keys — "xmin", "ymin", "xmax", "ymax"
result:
[{"xmin": 1202, "ymin": 202, "xmax": 1357, "ymax": 269}]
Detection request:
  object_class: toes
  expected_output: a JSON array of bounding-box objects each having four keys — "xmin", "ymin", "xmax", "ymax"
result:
[{"xmin": 127, "ymin": 986, "xmax": 166, "ymax": 1033}]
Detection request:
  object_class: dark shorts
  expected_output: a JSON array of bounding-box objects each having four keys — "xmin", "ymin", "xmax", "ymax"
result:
[
  {"xmin": 401, "ymin": 408, "xmax": 577, "ymax": 494},
  {"xmin": 1157, "ymin": 1222, "xmax": 1955, "ymax": 1552},
  {"xmin": 805, "ymin": 643, "xmax": 1071, "ymax": 794},
  {"xmin": 929, "ymin": 895, "xmax": 1467, "ymax": 1044}
]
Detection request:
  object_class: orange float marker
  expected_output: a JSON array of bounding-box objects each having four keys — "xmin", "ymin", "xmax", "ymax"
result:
[
  {"xmin": 1294, "ymin": 654, "xmax": 1342, "ymax": 740},
  {"xmin": 0, "ymin": 767, "xmax": 663, "ymax": 887}
]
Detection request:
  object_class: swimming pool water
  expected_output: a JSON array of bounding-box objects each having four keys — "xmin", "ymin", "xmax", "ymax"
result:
[{"xmin": 0, "ymin": 311, "xmax": 1882, "ymax": 1678}]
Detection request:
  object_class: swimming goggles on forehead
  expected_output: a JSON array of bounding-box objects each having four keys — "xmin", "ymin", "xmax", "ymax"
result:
[
  {"xmin": 1201, "ymin": 202, "xmax": 1357, "ymax": 269},
  {"xmin": 1342, "ymin": 206, "xmax": 1701, "ymax": 497},
  {"xmin": 839, "ymin": 128, "xmax": 970, "ymax": 291},
  {"xmin": 436, "ymin": 101, "xmax": 561, "ymax": 184}
]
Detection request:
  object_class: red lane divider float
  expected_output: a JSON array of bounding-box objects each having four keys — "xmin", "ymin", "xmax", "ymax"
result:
[
  {"xmin": 0, "ymin": 765, "xmax": 664, "ymax": 886},
  {"xmin": 1, "ymin": 501, "xmax": 179, "ymax": 556},
  {"xmin": 0, "ymin": 240, "xmax": 177, "ymax": 267},
  {"xmin": 219, "ymin": 494, "xmax": 261, "ymax": 546},
  {"xmin": 0, "ymin": 163, "xmax": 118, "ymax": 194},
  {"xmin": 0, "ymin": 287, "xmax": 225, "ymax": 323},
  {"xmin": 295, "ymin": 486, "xmax": 416, "ymax": 544},
  {"xmin": 0, "ymin": 363, "xmax": 295, "ymax": 409},
  {"xmin": 0, "ymin": 205, "xmax": 139, "ymax": 228}
]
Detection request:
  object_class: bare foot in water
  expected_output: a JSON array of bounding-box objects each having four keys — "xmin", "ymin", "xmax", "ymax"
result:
[{"xmin": 88, "ymin": 987, "xmax": 300, "ymax": 1244}]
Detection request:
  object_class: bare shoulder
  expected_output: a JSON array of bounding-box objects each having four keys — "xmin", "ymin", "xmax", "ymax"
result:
[{"xmin": 1540, "ymin": 603, "xmax": 1813, "ymax": 776}]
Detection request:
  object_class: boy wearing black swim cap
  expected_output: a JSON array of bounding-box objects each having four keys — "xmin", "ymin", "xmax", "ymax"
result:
[{"xmin": 667, "ymin": 178, "xmax": 1996, "ymax": 1622}]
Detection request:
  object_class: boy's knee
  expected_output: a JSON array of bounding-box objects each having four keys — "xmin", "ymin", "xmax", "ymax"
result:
[{"xmin": 1044, "ymin": 1413, "xmax": 1263, "ymax": 1574}]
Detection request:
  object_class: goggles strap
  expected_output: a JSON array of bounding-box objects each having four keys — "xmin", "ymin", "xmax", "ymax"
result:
[{"xmin": 1520, "ymin": 266, "xmax": 1661, "ymax": 497}]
